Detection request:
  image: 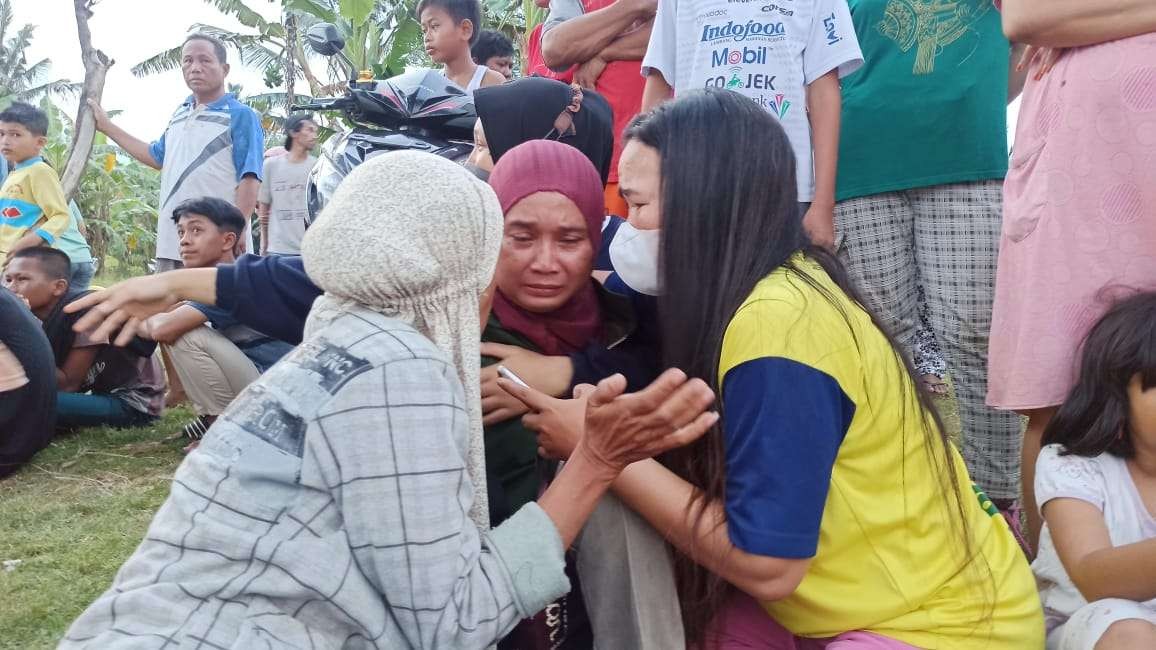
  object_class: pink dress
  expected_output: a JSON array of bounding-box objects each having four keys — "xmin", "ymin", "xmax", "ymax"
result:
[{"xmin": 988, "ymin": 33, "xmax": 1156, "ymax": 410}]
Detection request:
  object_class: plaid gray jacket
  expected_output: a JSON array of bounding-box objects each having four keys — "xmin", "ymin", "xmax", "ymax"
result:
[{"xmin": 61, "ymin": 304, "xmax": 569, "ymax": 649}]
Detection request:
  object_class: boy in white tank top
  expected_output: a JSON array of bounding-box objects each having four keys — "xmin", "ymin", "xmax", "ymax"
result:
[{"xmin": 418, "ymin": 0, "xmax": 506, "ymax": 92}]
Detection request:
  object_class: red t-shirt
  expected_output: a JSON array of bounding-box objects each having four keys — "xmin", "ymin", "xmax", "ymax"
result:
[
  {"xmin": 586, "ymin": 0, "xmax": 644, "ymax": 184},
  {"xmin": 528, "ymin": 0, "xmax": 645, "ymax": 184},
  {"xmin": 525, "ymin": 23, "xmax": 574, "ymax": 83}
]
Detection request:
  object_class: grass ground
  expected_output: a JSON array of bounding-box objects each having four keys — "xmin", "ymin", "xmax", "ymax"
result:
[
  {"xmin": 0, "ymin": 394, "xmax": 961, "ymax": 649},
  {"xmin": 0, "ymin": 409, "xmax": 190, "ymax": 650}
]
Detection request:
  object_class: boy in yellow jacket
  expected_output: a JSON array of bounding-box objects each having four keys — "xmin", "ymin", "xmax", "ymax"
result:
[{"xmin": 0, "ymin": 102, "xmax": 70, "ymax": 263}]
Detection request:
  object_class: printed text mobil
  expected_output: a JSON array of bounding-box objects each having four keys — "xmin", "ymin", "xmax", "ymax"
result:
[{"xmin": 711, "ymin": 46, "xmax": 769, "ymax": 68}]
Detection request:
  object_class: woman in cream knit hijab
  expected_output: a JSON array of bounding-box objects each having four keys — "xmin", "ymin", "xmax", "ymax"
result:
[
  {"xmin": 303, "ymin": 149, "xmax": 502, "ymax": 528},
  {"xmin": 62, "ymin": 149, "xmax": 716, "ymax": 649}
]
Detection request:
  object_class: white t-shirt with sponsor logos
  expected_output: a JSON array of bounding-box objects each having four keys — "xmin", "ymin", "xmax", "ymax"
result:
[{"xmin": 642, "ymin": 0, "xmax": 862, "ymax": 201}]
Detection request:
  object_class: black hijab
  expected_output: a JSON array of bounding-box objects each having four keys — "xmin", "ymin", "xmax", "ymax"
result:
[{"xmin": 475, "ymin": 77, "xmax": 615, "ymax": 184}]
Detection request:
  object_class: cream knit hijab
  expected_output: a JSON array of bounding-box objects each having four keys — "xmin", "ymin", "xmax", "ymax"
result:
[{"xmin": 301, "ymin": 151, "xmax": 503, "ymax": 529}]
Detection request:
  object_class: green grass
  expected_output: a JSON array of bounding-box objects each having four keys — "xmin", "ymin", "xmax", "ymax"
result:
[
  {"xmin": 0, "ymin": 409, "xmax": 190, "ymax": 650},
  {"xmin": 90, "ymin": 266, "xmax": 138, "ymax": 288}
]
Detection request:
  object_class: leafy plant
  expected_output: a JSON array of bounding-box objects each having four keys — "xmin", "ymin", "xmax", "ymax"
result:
[
  {"xmin": 130, "ymin": 0, "xmax": 287, "ymax": 79},
  {"xmin": 0, "ymin": 0, "xmax": 79, "ymax": 104},
  {"xmin": 484, "ymin": 0, "xmax": 547, "ymax": 73},
  {"xmin": 38, "ymin": 99, "xmax": 160, "ymax": 275}
]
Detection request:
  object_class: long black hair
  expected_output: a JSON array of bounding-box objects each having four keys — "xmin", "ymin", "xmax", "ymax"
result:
[
  {"xmin": 1043, "ymin": 290, "xmax": 1156, "ymax": 458},
  {"xmin": 624, "ymin": 89, "xmax": 989, "ymax": 643}
]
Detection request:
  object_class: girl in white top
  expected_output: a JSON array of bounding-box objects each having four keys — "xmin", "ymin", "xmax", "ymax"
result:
[{"xmin": 1033, "ymin": 291, "xmax": 1156, "ymax": 649}]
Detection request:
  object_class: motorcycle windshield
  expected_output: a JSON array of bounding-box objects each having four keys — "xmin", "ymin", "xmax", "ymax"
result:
[{"xmin": 376, "ymin": 69, "xmax": 475, "ymax": 122}]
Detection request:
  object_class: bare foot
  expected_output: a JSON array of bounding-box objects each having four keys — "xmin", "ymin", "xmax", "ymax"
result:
[{"xmin": 165, "ymin": 389, "xmax": 188, "ymax": 408}]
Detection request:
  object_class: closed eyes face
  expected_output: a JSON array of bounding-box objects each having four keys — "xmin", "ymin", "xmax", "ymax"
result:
[
  {"xmin": 486, "ymin": 56, "xmax": 514, "ymax": 80},
  {"xmin": 495, "ymin": 191, "xmax": 594, "ymax": 313},
  {"xmin": 468, "ymin": 118, "xmax": 494, "ymax": 171},
  {"xmin": 617, "ymin": 140, "xmax": 662, "ymax": 230},
  {"xmin": 2, "ymin": 258, "xmax": 64, "ymax": 313},
  {"xmin": 294, "ymin": 121, "xmax": 319, "ymax": 149}
]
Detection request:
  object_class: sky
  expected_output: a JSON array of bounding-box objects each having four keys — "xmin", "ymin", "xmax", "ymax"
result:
[{"xmin": 15, "ymin": 0, "xmax": 281, "ymax": 139}]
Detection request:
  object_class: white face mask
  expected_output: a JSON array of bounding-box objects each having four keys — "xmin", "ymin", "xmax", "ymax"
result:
[{"xmin": 608, "ymin": 222, "xmax": 661, "ymax": 296}]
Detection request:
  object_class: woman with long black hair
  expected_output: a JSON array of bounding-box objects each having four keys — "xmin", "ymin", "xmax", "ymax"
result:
[{"xmin": 507, "ymin": 89, "xmax": 1043, "ymax": 648}]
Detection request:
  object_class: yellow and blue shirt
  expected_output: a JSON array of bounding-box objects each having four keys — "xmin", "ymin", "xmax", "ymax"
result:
[
  {"xmin": 0, "ymin": 157, "xmax": 71, "ymax": 257},
  {"xmin": 718, "ymin": 255, "xmax": 1043, "ymax": 648}
]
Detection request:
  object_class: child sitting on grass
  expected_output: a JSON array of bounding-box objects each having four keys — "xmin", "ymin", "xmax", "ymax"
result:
[
  {"xmin": 1033, "ymin": 291, "xmax": 1156, "ymax": 649},
  {"xmin": 418, "ymin": 0, "xmax": 506, "ymax": 92},
  {"xmin": 2, "ymin": 247, "xmax": 163, "ymax": 430},
  {"xmin": 143, "ymin": 197, "xmax": 293, "ymax": 441}
]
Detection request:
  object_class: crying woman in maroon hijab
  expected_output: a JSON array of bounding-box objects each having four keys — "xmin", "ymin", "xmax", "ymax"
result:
[{"xmin": 480, "ymin": 139, "xmax": 636, "ymax": 649}]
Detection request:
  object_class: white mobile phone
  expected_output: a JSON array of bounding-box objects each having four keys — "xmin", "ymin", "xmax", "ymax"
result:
[{"xmin": 497, "ymin": 365, "xmax": 530, "ymax": 389}]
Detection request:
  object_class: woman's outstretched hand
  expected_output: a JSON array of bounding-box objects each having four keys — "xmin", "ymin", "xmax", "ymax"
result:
[
  {"xmin": 498, "ymin": 368, "xmax": 718, "ymax": 474},
  {"xmin": 64, "ymin": 269, "xmax": 218, "ymax": 346}
]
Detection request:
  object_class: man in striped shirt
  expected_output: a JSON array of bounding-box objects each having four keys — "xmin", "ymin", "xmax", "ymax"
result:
[{"xmin": 88, "ymin": 33, "xmax": 264, "ymax": 272}]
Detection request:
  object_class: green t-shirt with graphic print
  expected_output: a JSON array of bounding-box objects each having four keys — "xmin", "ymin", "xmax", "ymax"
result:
[{"xmin": 836, "ymin": 0, "xmax": 1011, "ymax": 201}]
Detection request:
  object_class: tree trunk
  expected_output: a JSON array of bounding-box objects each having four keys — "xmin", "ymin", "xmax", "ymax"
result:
[
  {"xmin": 284, "ymin": 11, "xmax": 298, "ymax": 112},
  {"xmin": 62, "ymin": 0, "xmax": 113, "ymax": 203}
]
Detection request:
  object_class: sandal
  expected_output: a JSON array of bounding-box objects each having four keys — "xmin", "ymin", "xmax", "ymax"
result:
[{"xmin": 181, "ymin": 415, "xmax": 213, "ymax": 441}]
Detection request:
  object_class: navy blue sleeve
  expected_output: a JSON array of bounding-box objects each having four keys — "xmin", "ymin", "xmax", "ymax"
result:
[
  {"xmin": 721, "ymin": 357, "xmax": 855, "ymax": 559},
  {"xmin": 215, "ymin": 254, "xmax": 321, "ymax": 345},
  {"xmin": 594, "ymin": 216, "xmax": 624, "ymax": 271},
  {"xmin": 189, "ymin": 302, "xmax": 239, "ymax": 329},
  {"xmin": 569, "ymin": 337, "xmax": 660, "ymax": 393}
]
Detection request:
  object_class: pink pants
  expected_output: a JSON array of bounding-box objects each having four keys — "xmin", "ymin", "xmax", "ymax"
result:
[{"xmin": 705, "ymin": 593, "xmax": 920, "ymax": 650}]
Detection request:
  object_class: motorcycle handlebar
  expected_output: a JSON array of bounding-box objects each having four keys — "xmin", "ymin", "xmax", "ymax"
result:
[{"xmin": 290, "ymin": 96, "xmax": 356, "ymax": 112}]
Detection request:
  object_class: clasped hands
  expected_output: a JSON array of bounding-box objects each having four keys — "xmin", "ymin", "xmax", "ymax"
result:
[{"xmin": 494, "ymin": 367, "xmax": 718, "ymax": 477}]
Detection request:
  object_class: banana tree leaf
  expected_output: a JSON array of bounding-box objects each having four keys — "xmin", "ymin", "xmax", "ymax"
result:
[
  {"xmin": 339, "ymin": 0, "xmax": 375, "ymax": 26},
  {"xmin": 130, "ymin": 46, "xmax": 183, "ymax": 77},
  {"xmin": 382, "ymin": 15, "xmax": 422, "ymax": 72},
  {"xmin": 286, "ymin": 0, "xmax": 337, "ymax": 24},
  {"xmin": 200, "ymin": 0, "xmax": 273, "ymax": 31},
  {"xmin": 483, "ymin": 0, "xmax": 516, "ymax": 19}
]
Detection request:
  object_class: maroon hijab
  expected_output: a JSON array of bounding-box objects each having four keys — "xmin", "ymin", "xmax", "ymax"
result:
[{"xmin": 488, "ymin": 140, "xmax": 605, "ymax": 355}]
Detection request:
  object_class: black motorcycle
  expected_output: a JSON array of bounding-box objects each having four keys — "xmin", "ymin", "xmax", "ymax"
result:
[{"xmin": 292, "ymin": 23, "xmax": 477, "ymax": 224}]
